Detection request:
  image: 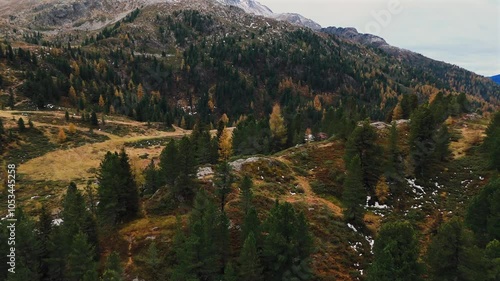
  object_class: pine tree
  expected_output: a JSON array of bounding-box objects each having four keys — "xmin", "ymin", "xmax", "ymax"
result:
[
  {"xmin": 483, "ymin": 112, "xmax": 500, "ymax": 170},
  {"xmin": 239, "ymin": 232, "xmax": 263, "ymax": 281},
  {"xmin": 66, "ymin": 232, "xmax": 97, "ymax": 281},
  {"xmin": 223, "ymin": 262, "xmax": 238, "ymax": 281},
  {"xmin": 0, "ymin": 118, "xmax": 4, "ymax": 135},
  {"xmin": 145, "ymin": 242, "xmax": 163, "ymax": 280},
  {"xmin": 101, "ymin": 252, "xmax": 123, "ymax": 281},
  {"xmin": 262, "ymin": 202, "xmax": 313, "ymax": 280},
  {"xmin": 118, "ymin": 148, "xmax": 139, "ymax": 218},
  {"xmin": 97, "ymin": 152, "xmax": 123, "ymax": 226},
  {"xmin": 171, "ymin": 218, "xmax": 199, "ymax": 281},
  {"xmin": 342, "ymin": 156, "xmax": 366, "ymax": 224},
  {"xmin": 174, "ymin": 137, "xmax": 197, "ymax": 199},
  {"xmin": 465, "ymin": 178, "xmax": 500, "ymax": 243},
  {"xmin": 90, "ymin": 111, "xmax": 98, "ymax": 126},
  {"xmin": 485, "ymin": 240, "xmax": 500, "ymax": 281},
  {"xmin": 38, "ymin": 205, "xmax": 53, "ymax": 280},
  {"xmin": 344, "ymin": 121, "xmax": 383, "ymax": 197},
  {"xmin": 188, "ymin": 189, "xmax": 222, "ymax": 279},
  {"xmin": 143, "ymin": 159, "xmax": 160, "ymax": 195},
  {"xmin": 433, "ymin": 124, "xmax": 451, "ymax": 162},
  {"xmin": 214, "ymin": 161, "xmax": 234, "ymax": 212},
  {"xmin": 18, "ymin": 117, "xmax": 25, "ymax": 132},
  {"xmin": 240, "ymin": 175, "xmax": 253, "ymax": 215},
  {"xmin": 159, "ymin": 139, "xmax": 180, "ymax": 185},
  {"xmin": 409, "ymin": 106, "xmax": 436, "ymax": 176},
  {"xmin": 8, "ymin": 89, "xmax": 14, "ymax": 109},
  {"xmin": 368, "ymin": 221, "xmax": 422, "ymax": 281},
  {"xmin": 386, "ymin": 122, "xmax": 405, "ymax": 202},
  {"xmin": 242, "ymin": 207, "xmax": 260, "ymax": 244},
  {"xmin": 426, "ymin": 218, "xmax": 486, "ymax": 281}
]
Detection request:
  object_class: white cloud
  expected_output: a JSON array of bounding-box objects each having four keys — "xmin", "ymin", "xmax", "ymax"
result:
[{"xmin": 259, "ymin": 0, "xmax": 500, "ymax": 76}]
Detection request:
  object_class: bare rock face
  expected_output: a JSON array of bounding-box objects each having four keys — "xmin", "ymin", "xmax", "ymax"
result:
[
  {"xmin": 217, "ymin": 0, "xmax": 273, "ymax": 16},
  {"xmin": 1, "ymin": 0, "xmax": 322, "ymax": 31},
  {"xmin": 322, "ymin": 26, "xmax": 389, "ymax": 48},
  {"xmin": 272, "ymin": 13, "xmax": 322, "ymax": 30}
]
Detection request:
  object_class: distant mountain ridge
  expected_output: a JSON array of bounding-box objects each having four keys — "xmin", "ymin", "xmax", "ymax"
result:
[
  {"xmin": 0, "ymin": 0, "xmax": 321, "ymax": 31},
  {"xmin": 216, "ymin": 0, "xmax": 321, "ymax": 30},
  {"xmin": 491, "ymin": 75, "xmax": 500, "ymax": 85}
]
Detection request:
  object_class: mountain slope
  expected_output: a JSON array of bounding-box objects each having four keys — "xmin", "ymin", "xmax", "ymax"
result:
[{"xmin": 322, "ymin": 26, "xmax": 500, "ymax": 105}]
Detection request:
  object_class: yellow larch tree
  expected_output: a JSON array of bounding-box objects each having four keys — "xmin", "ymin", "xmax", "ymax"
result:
[
  {"xmin": 58, "ymin": 128, "xmax": 67, "ymax": 143},
  {"xmin": 269, "ymin": 103, "xmax": 287, "ymax": 146},
  {"xmin": 218, "ymin": 128, "xmax": 233, "ymax": 162}
]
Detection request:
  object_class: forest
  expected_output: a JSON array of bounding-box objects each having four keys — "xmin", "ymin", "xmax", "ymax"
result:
[{"xmin": 0, "ymin": 4, "xmax": 499, "ymax": 281}]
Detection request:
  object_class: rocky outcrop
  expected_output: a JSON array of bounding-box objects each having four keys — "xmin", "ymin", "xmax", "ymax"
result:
[{"xmin": 272, "ymin": 13, "xmax": 321, "ymax": 30}]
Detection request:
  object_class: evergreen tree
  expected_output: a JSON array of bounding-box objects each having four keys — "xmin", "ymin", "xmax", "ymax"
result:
[
  {"xmin": 409, "ymin": 106, "xmax": 436, "ymax": 176},
  {"xmin": 483, "ymin": 112, "xmax": 500, "ymax": 170},
  {"xmin": 426, "ymin": 218, "xmax": 486, "ymax": 281},
  {"xmin": 239, "ymin": 232, "xmax": 263, "ymax": 281},
  {"xmin": 342, "ymin": 156, "xmax": 366, "ymax": 224},
  {"xmin": 262, "ymin": 202, "xmax": 313, "ymax": 280},
  {"xmin": 66, "ymin": 232, "xmax": 98, "ymax": 281},
  {"xmin": 18, "ymin": 117, "xmax": 25, "ymax": 132},
  {"xmin": 0, "ymin": 118, "xmax": 4, "ymax": 135},
  {"xmin": 171, "ymin": 218, "xmax": 199, "ymax": 281},
  {"xmin": 159, "ymin": 139, "xmax": 180, "ymax": 185},
  {"xmin": 118, "ymin": 148, "xmax": 139, "ymax": 218},
  {"xmin": 368, "ymin": 221, "xmax": 422, "ymax": 281},
  {"xmin": 90, "ymin": 111, "xmax": 98, "ymax": 126},
  {"xmin": 145, "ymin": 242, "xmax": 163, "ymax": 280},
  {"xmin": 174, "ymin": 136, "xmax": 197, "ymax": 199},
  {"xmin": 214, "ymin": 161, "xmax": 234, "ymax": 212},
  {"xmin": 97, "ymin": 152, "xmax": 122, "ymax": 225},
  {"xmin": 38, "ymin": 205, "xmax": 53, "ymax": 281},
  {"xmin": 143, "ymin": 159, "xmax": 160, "ymax": 195},
  {"xmin": 465, "ymin": 178, "xmax": 500, "ymax": 243},
  {"xmin": 385, "ymin": 122, "xmax": 406, "ymax": 206},
  {"xmin": 433, "ymin": 124, "xmax": 451, "ymax": 161},
  {"xmin": 223, "ymin": 262, "xmax": 238, "ymax": 281},
  {"xmin": 240, "ymin": 175, "xmax": 254, "ymax": 215},
  {"xmin": 485, "ymin": 239, "xmax": 500, "ymax": 281},
  {"xmin": 8, "ymin": 89, "xmax": 15, "ymax": 109},
  {"xmin": 344, "ymin": 121, "xmax": 382, "ymax": 197},
  {"xmin": 101, "ymin": 252, "xmax": 123, "ymax": 281},
  {"xmin": 242, "ymin": 207, "xmax": 261, "ymax": 244}
]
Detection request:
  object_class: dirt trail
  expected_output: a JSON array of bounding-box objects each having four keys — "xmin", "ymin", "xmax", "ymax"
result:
[
  {"xmin": 294, "ymin": 176, "xmax": 343, "ymax": 217},
  {"xmin": 277, "ymin": 154, "xmax": 343, "ymax": 217}
]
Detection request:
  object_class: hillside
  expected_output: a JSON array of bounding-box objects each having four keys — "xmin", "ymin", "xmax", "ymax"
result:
[{"xmin": 0, "ymin": 1, "xmax": 499, "ymax": 281}]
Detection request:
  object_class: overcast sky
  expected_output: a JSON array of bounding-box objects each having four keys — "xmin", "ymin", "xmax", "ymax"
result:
[{"xmin": 258, "ymin": 0, "xmax": 500, "ymax": 77}]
